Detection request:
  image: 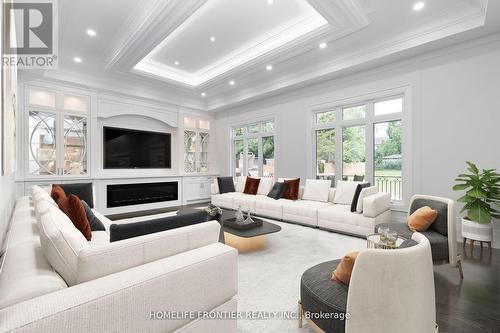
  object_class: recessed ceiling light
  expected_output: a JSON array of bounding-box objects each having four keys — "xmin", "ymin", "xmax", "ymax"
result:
[
  {"xmin": 86, "ymin": 29, "xmax": 96, "ymax": 37},
  {"xmin": 319, "ymin": 42, "xmax": 327, "ymax": 49},
  {"xmin": 267, "ymin": 0, "xmax": 274, "ymax": 4},
  {"xmin": 266, "ymin": 65, "xmax": 273, "ymax": 71},
  {"xmin": 210, "ymin": 36, "xmax": 215, "ymax": 42},
  {"xmin": 73, "ymin": 57, "xmax": 82, "ymax": 63},
  {"xmin": 174, "ymin": 61, "xmax": 179, "ymax": 65},
  {"xmin": 229, "ymin": 80, "xmax": 235, "ymax": 86},
  {"xmin": 201, "ymin": 92, "xmax": 206, "ymax": 97},
  {"xmin": 413, "ymin": 2, "xmax": 425, "ymax": 11}
]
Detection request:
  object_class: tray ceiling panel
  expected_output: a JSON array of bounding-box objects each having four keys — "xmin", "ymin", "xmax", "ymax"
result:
[{"xmin": 134, "ymin": 0, "xmax": 328, "ymax": 86}]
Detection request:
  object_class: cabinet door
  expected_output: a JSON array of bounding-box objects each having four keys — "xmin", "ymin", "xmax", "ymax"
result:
[
  {"xmin": 62, "ymin": 115, "xmax": 88, "ymax": 176},
  {"xmin": 199, "ymin": 132, "xmax": 209, "ymax": 172},
  {"xmin": 28, "ymin": 111, "xmax": 58, "ymax": 176},
  {"xmin": 184, "ymin": 130, "xmax": 197, "ymax": 173}
]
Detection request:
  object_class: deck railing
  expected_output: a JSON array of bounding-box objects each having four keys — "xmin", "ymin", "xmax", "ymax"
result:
[{"xmin": 374, "ymin": 175, "xmax": 402, "ymax": 201}]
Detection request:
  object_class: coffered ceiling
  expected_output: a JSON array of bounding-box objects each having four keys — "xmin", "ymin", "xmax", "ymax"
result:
[{"xmin": 35, "ymin": 0, "xmax": 498, "ymax": 111}]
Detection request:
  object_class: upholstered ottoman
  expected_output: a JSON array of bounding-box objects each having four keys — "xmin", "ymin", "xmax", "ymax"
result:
[{"xmin": 299, "ymin": 260, "xmax": 348, "ymax": 333}]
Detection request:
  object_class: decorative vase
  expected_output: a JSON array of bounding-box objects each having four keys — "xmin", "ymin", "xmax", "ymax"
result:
[
  {"xmin": 235, "ymin": 205, "xmax": 244, "ymax": 224},
  {"xmin": 461, "ymin": 218, "xmax": 493, "ymax": 242}
]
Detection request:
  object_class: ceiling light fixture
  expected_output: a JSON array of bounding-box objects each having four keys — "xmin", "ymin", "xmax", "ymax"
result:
[
  {"xmin": 73, "ymin": 57, "xmax": 82, "ymax": 63},
  {"xmin": 86, "ymin": 29, "xmax": 96, "ymax": 37},
  {"xmin": 201, "ymin": 92, "xmax": 206, "ymax": 97},
  {"xmin": 229, "ymin": 80, "xmax": 235, "ymax": 86},
  {"xmin": 267, "ymin": 0, "xmax": 274, "ymax": 4},
  {"xmin": 319, "ymin": 42, "xmax": 327, "ymax": 49},
  {"xmin": 174, "ymin": 61, "xmax": 179, "ymax": 65},
  {"xmin": 210, "ymin": 36, "xmax": 215, "ymax": 42},
  {"xmin": 413, "ymin": 2, "xmax": 425, "ymax": 11},
  {"xmin": 266, "ymin": 65, "xmax": 273, "ymax": 71}
]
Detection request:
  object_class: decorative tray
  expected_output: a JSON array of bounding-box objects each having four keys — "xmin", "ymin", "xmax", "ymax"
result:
[{"xmin": 224, "ymin": 217, "xmax": 263, "ymax": 230}]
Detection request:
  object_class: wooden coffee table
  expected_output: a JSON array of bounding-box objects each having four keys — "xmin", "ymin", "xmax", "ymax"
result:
[{"xmin": 221, "ymin": 210, "xmax": 281, "ymax": 253}]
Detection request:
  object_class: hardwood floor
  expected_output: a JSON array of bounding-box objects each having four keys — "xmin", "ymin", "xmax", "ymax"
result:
[{"xmin": 434, "ymin": 243, "xmax": 500, "ymax": 333}]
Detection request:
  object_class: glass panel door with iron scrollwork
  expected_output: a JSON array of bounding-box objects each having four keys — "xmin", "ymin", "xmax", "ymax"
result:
[
  {"xmin": 63, "ymin": 115, "xmax": 88, "ymax": 176},
  {"xmin": 28, "ymin": 111, "xmax": 57, "ymax": 176},
  {"xmin": 184, "ymin": 130, "xmax": 197, "ymax": 173}
]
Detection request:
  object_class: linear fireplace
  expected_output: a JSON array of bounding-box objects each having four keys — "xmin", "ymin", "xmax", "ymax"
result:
[{"xmin": 107, "ymin": 182, "xmax": 178, "ymax": 208}]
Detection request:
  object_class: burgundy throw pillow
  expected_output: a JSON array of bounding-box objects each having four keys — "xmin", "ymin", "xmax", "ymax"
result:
[
  {"xmin": 243, "ymin": 177, "xmax": 261, "ymax": 195},
  {"xmin": 282, "ymin": 178, "xmax": 300, "ymax": 200},
  {"xmin": 51, "ymin": 185, "xmax": 66, "ymax": 202},
  {"xmin": 56, "ymin": 194, "xmax": 92, "ymax": 241}
]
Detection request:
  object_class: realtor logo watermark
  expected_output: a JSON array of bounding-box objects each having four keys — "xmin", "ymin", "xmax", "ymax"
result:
[{"xmin": 3, "ymin": 0, "xmax": 58, "ymax": 69}]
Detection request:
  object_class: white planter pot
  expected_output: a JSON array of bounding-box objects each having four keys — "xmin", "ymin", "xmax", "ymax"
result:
[{"xmin": 461, "ymin": 218, "xmax": 493, "ymax": 242}]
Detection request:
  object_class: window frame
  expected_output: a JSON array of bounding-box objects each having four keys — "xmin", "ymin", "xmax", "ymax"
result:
[
  {"xmin": 231, "ymin": 118, "xmax": 276, "ymax": 178},
  {"xmin": 311, "ymin": 90, "xmax": 410, "ymax": 207}
]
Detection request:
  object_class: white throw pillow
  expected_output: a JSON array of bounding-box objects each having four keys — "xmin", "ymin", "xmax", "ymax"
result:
[
  {"xmin": 33, "ymin": 189, "xmax": 58, "ymax": 207},
  {"xmin": 257, "ymin": 177, "xmax": 274, "ymax": 195},
  {"xmin": 302, "ymin": 179, "xmax": 331, "ymax": 202},
  {"xmin": 334, "ymin": 181, "xmax": 363, "ymax": 205},
  {"xmin": 38, "ymin": 204, "xmax": 89, "ymax": 286},
  {"xmin": 356, "ymin": 186, "xmax": 379, "ymax": 213},
  {"xmin": 235, "ymin": 176, "xmax": 247, "ymax": 192}
]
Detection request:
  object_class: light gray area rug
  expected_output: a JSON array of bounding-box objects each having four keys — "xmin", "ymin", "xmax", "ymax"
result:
[
  {"xmin": 114, "ymin": 210, "xmax": 365, "ymax": 332},
  {"xmin": 236, "ymin": 219, "xmax": 365, "ymax": 333}
]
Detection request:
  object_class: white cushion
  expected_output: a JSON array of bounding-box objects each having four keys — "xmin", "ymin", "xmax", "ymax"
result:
[
  {"xmin": 38, "ymin": 204, "xmax": 89, "ymax": 286},
  {"xmin": 302, "ymin": 179, "xmax": 331, "ymax": 202},
  {"xmin": 257, "ymin": 177, "xmax": 274, "ymax": 196},
  {"xmin": 33, "ymin": 189, "xmax": 58, "ymax": 208},
  {"xmin": 334, "ymin": 181, "xmax": 363, "ymax": 205},
  {"xmin": 235, "ymin": 176, "xmax": 247, "ymax": 192},
  {"xmin": 356, "ymin": 186, "xmax": 378, "ymax": 213}
]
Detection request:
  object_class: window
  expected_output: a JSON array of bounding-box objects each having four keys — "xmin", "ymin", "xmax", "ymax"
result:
[
  {"xmin": 342, "ymin": 105, "xmax": 366, "ymax": 120},
  {"xmin": 315, "ymin": 128, "xmax": 335, "ymax": 182},
  {"xmin": 313, "ymin": 96, "xmax": 404, "ymax": 202},
  {"xmin": 231, "ymin": 119, "xmax": 275, "ymax": 178},
  {"xmin": 342, "ymin": 125, "xmax": 366, "ymax": 181},
  {"xmin": 374, "ymin": 120, "xmax": 402, "ymax": 201}
]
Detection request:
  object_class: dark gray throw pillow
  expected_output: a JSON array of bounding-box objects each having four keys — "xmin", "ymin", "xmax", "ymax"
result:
[
  {"xmin": 267, "ymin": 182, "xmax": 288, "ymax": 200},
  {"xmin": 81, "ymin": 200, "xmax": 106, "ymax": 231},
  {"xmin": 56, "ymin": 183, "xmax": 94, "ymax": 207},
  {"xmin": 350, "ymin": 183, "xmax": 371, "ymax": 212},
  {"xmin": 217, "ymin": 177, "xmax": 235, "ymax": 194}
]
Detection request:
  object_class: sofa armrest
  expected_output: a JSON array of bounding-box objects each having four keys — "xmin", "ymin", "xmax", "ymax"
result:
[
  {"xmin": 363, "ymin": 192, "xmax": 391, "ymax": 218},
  {"xmin": 211, "ymin": 182, "xmax": 219, "ymax": 195},
  {"xmin": 76, "ymin": 221, "xmax": 221, "ymax": 284},
  {"xmin": 0, "ymin": 243, "xmax": 238, "ymax": 333}
]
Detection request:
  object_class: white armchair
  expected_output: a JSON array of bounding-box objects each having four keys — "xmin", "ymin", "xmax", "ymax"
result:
[{"xmin": 299, "ymin": 233, "xmax": 437, "ymax": 333}]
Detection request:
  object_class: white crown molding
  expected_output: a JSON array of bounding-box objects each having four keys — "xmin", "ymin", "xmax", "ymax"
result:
[
  {"xmin": 105, "ymin": 0, "xmax": 208, "ymax": 71},
  {"xmin": 107, "ymin": 0, "xmax": 370, "ymax": 89},
  {"xmin": 205, "ymin": 0, "xmax": 489, "ymax": 111}
]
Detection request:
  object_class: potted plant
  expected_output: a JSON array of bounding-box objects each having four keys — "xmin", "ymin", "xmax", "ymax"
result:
[{"xmin": 453, "ymin": 161, "xmax": 500, "ymax": 243}]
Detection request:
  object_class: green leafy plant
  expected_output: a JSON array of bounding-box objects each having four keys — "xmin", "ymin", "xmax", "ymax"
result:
[{"xmin": 453, "ymin": 161, "xmax": 500, "ymax": 224}]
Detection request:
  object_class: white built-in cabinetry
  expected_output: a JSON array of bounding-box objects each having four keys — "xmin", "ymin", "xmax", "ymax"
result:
[{"xmin": 24, "ymin": 86, "xmax": 91, "ymax": 179}]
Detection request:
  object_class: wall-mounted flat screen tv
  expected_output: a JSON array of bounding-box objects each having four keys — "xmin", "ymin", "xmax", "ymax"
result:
[{"xmin": 103, "ymin": 127, "xmax": 171, "ymax": 169}]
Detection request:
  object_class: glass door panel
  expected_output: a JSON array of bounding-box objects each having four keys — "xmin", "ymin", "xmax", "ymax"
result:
[
  {"xmin": 63, "ymin": 115, "xmax": 88, "ymax": 176},
  {"xmin": 342, "ymin": 125, "xmax": 366, "ymax": 181},
  {"xmin": 29, "ymin": 111, "xmax": 57, "ymax": 176},
  {"xmin": 247, "ymin": 138, "xmax": 259, "ymax": 176},
  {"xmin": 234, "ymin": 140, "xmax": 244, "ymax": 177},
  {"xmin": 316, "ymin": 128, "xmax": 335, "ymax": 183},
  {"xmin": 374, "ymin": 120, "xmax": 402, "ymax": 201},
  {"xmin": 199, "ymin": 132, "xmax": 209, "ymax": 172},
  {"xmin": 184, "ymin": 130, "xmax": 196, "ymax": 173},
  {"xmin": 262, "ymin": 136, "xmax": 274, "ymax": 177}
]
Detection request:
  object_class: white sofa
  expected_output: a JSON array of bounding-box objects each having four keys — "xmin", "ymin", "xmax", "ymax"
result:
[
  {"xmin": 0, "ymin": 187, "xmax": 238, "ymax": 333},
  {"xmin": 211, "ymin": 178, "xmax": 391, "ymax": 237}
]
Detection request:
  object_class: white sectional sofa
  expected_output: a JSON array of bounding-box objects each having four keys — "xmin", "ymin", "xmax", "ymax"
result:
[
  {"xmin": 0, "ymin": 187, "xmax": 238, "ymax": 333},
  {"xmin": 212, "ymin": 178, "xmax": 391, "ymax": 237}
]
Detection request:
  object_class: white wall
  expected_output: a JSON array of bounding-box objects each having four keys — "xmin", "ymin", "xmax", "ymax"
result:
[
  {"xmin": 215, "ymin": 35, "xmax": 500, "ymax": 243},
  {"xmin": 0, "ymin": 173, "xmax": 16, "ymax": 252}
]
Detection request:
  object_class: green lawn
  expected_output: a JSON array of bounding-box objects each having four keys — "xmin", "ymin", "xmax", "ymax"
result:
[{"xmin": 374, "ymin": 169, "xmax": 402, "ymax": 177}]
